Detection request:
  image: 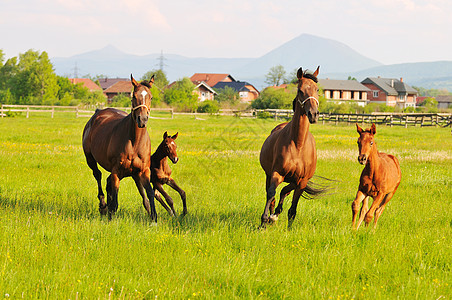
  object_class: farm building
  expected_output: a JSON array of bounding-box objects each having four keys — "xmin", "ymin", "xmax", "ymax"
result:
[
  {"xmin": 318, "ymin": 79, "xmax": 371, "ymax": 106},
  {"xmin": 361, "ymin": 77, "xmax": 417, "ymax": 108}
]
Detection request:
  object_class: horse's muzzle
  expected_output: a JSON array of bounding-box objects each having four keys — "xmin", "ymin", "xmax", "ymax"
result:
[
  {"xmin": 170, "ymin": 156, "xmax": 179, "ymax": 164},
  {"xmin": 308, "ymin": 111, "xmax": 319, "ymax": 124},
  {"xmin": 136, "ymin": 115, "xmax": 148, "ymax": 128},
  {"xmin": 358, "ymin": 155, "xmax": 367, "ymax": 165}
]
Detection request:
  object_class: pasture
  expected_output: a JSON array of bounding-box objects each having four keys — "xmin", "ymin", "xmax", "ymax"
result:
[{"xmin": 0, "ymin": 113, "xmax": 450, "ymax": 299}]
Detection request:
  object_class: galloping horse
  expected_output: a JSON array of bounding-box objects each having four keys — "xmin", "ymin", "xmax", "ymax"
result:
[
  {"xmin": 352, "ymin": 123, "xmax": 401, "ymax": 229},
  {"xmin": 259, "ymin": 66, "xmax": 322, "ymax": 228},
  {"xmin": 82, "ymin": 74, "xmax": 157, "ymax": 222},
  {"xmin": 151, "ymin": 131, "xmax": 187, "ymax": 217}
]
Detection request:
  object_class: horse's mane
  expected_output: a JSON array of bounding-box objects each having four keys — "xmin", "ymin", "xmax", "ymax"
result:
[
  {"xmin": 302, "ymin": 71, "xmax": 318, "ymax": 83},
  {"xmin": 140, "ymin": 80, "xmax": 152, "ymax": 88}
]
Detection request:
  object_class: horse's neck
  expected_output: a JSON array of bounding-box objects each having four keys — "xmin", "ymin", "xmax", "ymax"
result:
[
  {"xmin": 366, "ymin": 147, "xmax": 380, "ymax": 175},
  {"xmin": 291, "ymin": 106, "xmax": 310, "ymax": 148},
  {"xmin": 152, "ymin": 144, "xmax": 168, "ymax": 165},
  {"xmin": 127, "ymin": 114, "xmax": 148, "ymax": 145}
]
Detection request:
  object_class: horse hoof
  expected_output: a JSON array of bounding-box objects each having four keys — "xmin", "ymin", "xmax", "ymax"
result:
[
  {"xmin": 269, "ymin": 214, "xmax": 278, "ymax": 223},
  {"xmin": 99, "ymin": 205, "xmax": 108, "ymax": 215}
]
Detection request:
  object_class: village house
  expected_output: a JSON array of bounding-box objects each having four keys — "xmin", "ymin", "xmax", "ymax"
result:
[
  {"xmin": 191, "ymin": 80, "xmax": 217, "ymax": 102},
  {"xmin": 103, "ymin": 80, "xmax": 133, "ymax": 102},
  {"xmin": 435, "ymin": 95, "xmax": 452, "ymax": 109},
  {"xmin": 190, "ymin": 73, "xmax": 235, "ymax": 87},
  {"xmin": 318, "ymin": 79, "xmax": 371, "ymax": 106},
  {"xmin": 361, "ymin": 77, "xmax": 417, "ymax": 108}
]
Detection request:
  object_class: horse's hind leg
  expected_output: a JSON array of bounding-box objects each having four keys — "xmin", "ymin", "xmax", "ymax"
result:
[
  {"xmin": 373, "ymin": 192, "xmax": 394, "ymax": 228},
  {"xmin": 85, "ymin": 153, "xmax": 107, "ymax": 215},
  {"xmin": 107, "ymin": 173, "xmax": 120, "ymax": 220},
  {"xmin": 167, "ymin": 178, "xmax": 187, "ymax": 216},
  {"xmin": 133, "ymin": 176, "xmax": 171, "ymax": 218},
  {"xmin": 270, "ymin": 183, "xmax": 296, "ymax": 223},
  {"xmin": 155, "ymin": 183, "xmax": 177, "ymax": 217},
  {"xmin": 287, "ymin": 187, "xmax": 303, "ymax": 229}
]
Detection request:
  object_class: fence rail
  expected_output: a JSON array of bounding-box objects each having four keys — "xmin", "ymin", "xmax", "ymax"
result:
[{"xmin": 1, "ymin": 105, "xmax": 451, "ymax": 127}]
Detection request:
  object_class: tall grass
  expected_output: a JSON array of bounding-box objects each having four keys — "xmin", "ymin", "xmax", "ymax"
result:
[{"xmin": 0, "ymin": 114, "xmax": 450, "ymax": 298}]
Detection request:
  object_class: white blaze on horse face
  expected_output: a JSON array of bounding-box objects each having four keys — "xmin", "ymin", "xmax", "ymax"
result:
[{"xmin": 140, "ymin": 90, "xmax": 148, "ymax": 104}]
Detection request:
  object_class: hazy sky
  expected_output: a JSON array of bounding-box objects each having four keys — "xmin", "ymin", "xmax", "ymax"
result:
[{"xmin": 1, "ymin": 0, "xmax": 451, "ymax": 65}]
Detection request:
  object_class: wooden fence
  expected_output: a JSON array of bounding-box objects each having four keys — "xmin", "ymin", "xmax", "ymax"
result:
[{"xmin": 1, "ymin": 104, "xmax": 451, "ymax": 127}]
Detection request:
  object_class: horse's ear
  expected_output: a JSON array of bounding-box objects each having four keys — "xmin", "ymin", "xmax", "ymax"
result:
[
  {"xmin": 297, "ymin": 67, "xmax": 303, "ymax": 80},
  {"xmin": 149, "ymin": 75, "xmax": 155, "ymax": 87},
  {"xmin": 163, "ymin": 131, "xmax": 168, "ymax": 139},
  {"xmin": 131, "ymin": 74, "xmax": 139, "ymax": 88},
  {"xmin": 370, "ymin": 123, "xmax": 376, "ymax": 135},
  {"xmin": 356, "ymin": 123, "xmax": 363, "ymax": 134},
  {"xmin": 313, "ymin": 66, "xmax": 320, "ymax": 77},
  {"xmin": 172, "ymin": 132, "xmax": 178, "ymax": 139}
]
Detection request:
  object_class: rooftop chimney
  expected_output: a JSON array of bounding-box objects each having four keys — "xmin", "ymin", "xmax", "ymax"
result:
[{"xmin": 400, "ymin": 77, "xmax": 403, "ymax": 82}]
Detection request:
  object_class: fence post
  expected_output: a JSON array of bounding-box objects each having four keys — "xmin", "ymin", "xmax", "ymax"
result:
[
  {"xmin": 1, "ymin": 104, "xmax": 3, "ymax": 118},
  {"xmin": 26, "ymin": 106, "xmax": 29, "ymax": 118},
  {"xmin": 51, "ymin": 107, "xmax": 54, "ymax": 118},
  {"xmin": 171, "ymin": 108, "xmax": 174, "ymax": 119}
]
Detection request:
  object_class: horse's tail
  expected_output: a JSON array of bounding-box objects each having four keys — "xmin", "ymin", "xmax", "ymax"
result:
[{"xmin": 302, "ymin": 175, "xmax": 336, "ymax": 199}]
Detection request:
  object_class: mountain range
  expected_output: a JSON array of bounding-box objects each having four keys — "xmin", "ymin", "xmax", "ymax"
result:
[{"xmin": 51, "ymin": 34, "xmax": 452, "ymax": 91}]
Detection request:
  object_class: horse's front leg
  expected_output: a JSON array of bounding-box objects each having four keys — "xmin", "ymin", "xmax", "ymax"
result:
[
  {"xmin": 352, "ymin": 190, "xmax": 367, "ymax": 229},
  {"xmin": 139, "ymin": 170, "xmax": 157, "ymax": 223},
  {"xmin": 363, "ymin": 192, "xmax": 385, "ymax": 227},
  {"xmin": 260, "ymin": 173, "xmax": 283, "ymax": 229},
  {"xmin": 107, "ymin": 173, "xmax": 120, "ymax": 220},
  {"xmin": 154, "ymin": 182, "xmax": 176, "ymax": 217},
  {"xmin": 167, "ymin": 178, "xmax": 187, "ymax": 216},
  {"xmin": 270, "ymin": 183, "xmax": 296, "ymax": 223}
]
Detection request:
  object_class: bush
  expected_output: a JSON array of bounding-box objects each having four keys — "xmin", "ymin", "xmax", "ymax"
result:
[{"xmin": 197, "ymin": 100, "xmax": 219, "ymax": 114}]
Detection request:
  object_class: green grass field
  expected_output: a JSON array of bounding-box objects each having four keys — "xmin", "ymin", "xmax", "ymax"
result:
[{"xmin": 0, "ymin": 113, "xmax": 451, "ymax": 299}]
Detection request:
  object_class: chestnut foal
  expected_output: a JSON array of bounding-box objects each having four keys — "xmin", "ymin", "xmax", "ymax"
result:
[
  {"xmin": 352, "ymin": 123, "xmax": 401, "ymax": 229},
  {"xmin": 151, "ymin": 132, "xmax": 187, "ymax": 217}
]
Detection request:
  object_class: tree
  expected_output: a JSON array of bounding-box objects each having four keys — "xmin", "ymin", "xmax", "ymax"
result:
[
  {"xmin": 163, "ymin": 77, "xmax": 198, "ymax": 112},
  {"xmin": 265, "ymin": 65, "xmax": 286, "ymax": 86},
  {"xmin": 251, "ymin": 86, "xmax": 295, "ymax": 109},
  {"xmin": 214, "ymin": 86, "xmax": 238, "ymax": 104},
  {"xmin": 141, "ymin": 69, "xmax": 169, "ymax": 89}
]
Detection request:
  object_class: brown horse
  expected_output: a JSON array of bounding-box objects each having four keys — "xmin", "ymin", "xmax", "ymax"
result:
[
  {"xmin": 151, "ymin": 131, "xmax": 187, "ymax": 217},
  {"xmin": 352, "ymin": 123, "xmax": 401, "ymax": 229},
  {"xmin": 259, "ymin": 66, "xmax": 322, "ymax": 228},
  {"xmin": 82, "ymin": 74, "xmax": 157, "ymax": 222}
]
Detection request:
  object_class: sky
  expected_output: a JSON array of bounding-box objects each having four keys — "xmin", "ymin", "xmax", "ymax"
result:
[{"xmin": 1, "ymin": 0, "xmax": 451, "ymax": 65}]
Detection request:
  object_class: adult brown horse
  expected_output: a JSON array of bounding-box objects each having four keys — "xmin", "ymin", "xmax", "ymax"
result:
[
  {"xmin": 259, "ymin": 66, "xmax": 322, "ymax": 228},
  {"xmin": 151, "ymin": 131, "xmax": 187, "ymax": 217},
  {"xmin": 82, "ymin": 74, "xmax": 157, "ymax": 222},
  {"xmin": 352, "ymin": 123, "xmax": 401, "ymax": 229}
]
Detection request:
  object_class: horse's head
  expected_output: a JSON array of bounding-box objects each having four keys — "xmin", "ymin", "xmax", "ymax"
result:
[
  {"xmin": 161, "ymin": 131, "xmax": 179, "ymax": 164},
  {"xmin": 356, "ymin": 123, "xmax": 376, "ymax": 165},
  {"xmin": 131, "ymin": 74, "xmax": 154, "ymax": 128},
  {"xmin": 293, "ymin": 66, "xmax": 320, "ymax": 123}
]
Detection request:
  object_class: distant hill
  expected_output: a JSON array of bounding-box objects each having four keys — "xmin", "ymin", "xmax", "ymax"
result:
[{"xmin": 51, "ymin": 35, "xmax": 452, "ymax": 91}]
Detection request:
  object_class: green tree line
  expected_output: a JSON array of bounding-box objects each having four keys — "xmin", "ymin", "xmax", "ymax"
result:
[{"xmin": 0, "ymin": 49, "xmax": 106, "ymax": 106}]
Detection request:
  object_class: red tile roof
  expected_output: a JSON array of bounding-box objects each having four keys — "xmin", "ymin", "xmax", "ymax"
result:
[
  {"xmin": 190, "ymin": 73, "xmax": 235, "ymax": 87},
  {"xmin": 104, "ymin": 81, "xmax": 133, "ymax": 94},
  {"xmin": 69, "ymin": 78, "xmax": 102, "ymax": 91}
]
